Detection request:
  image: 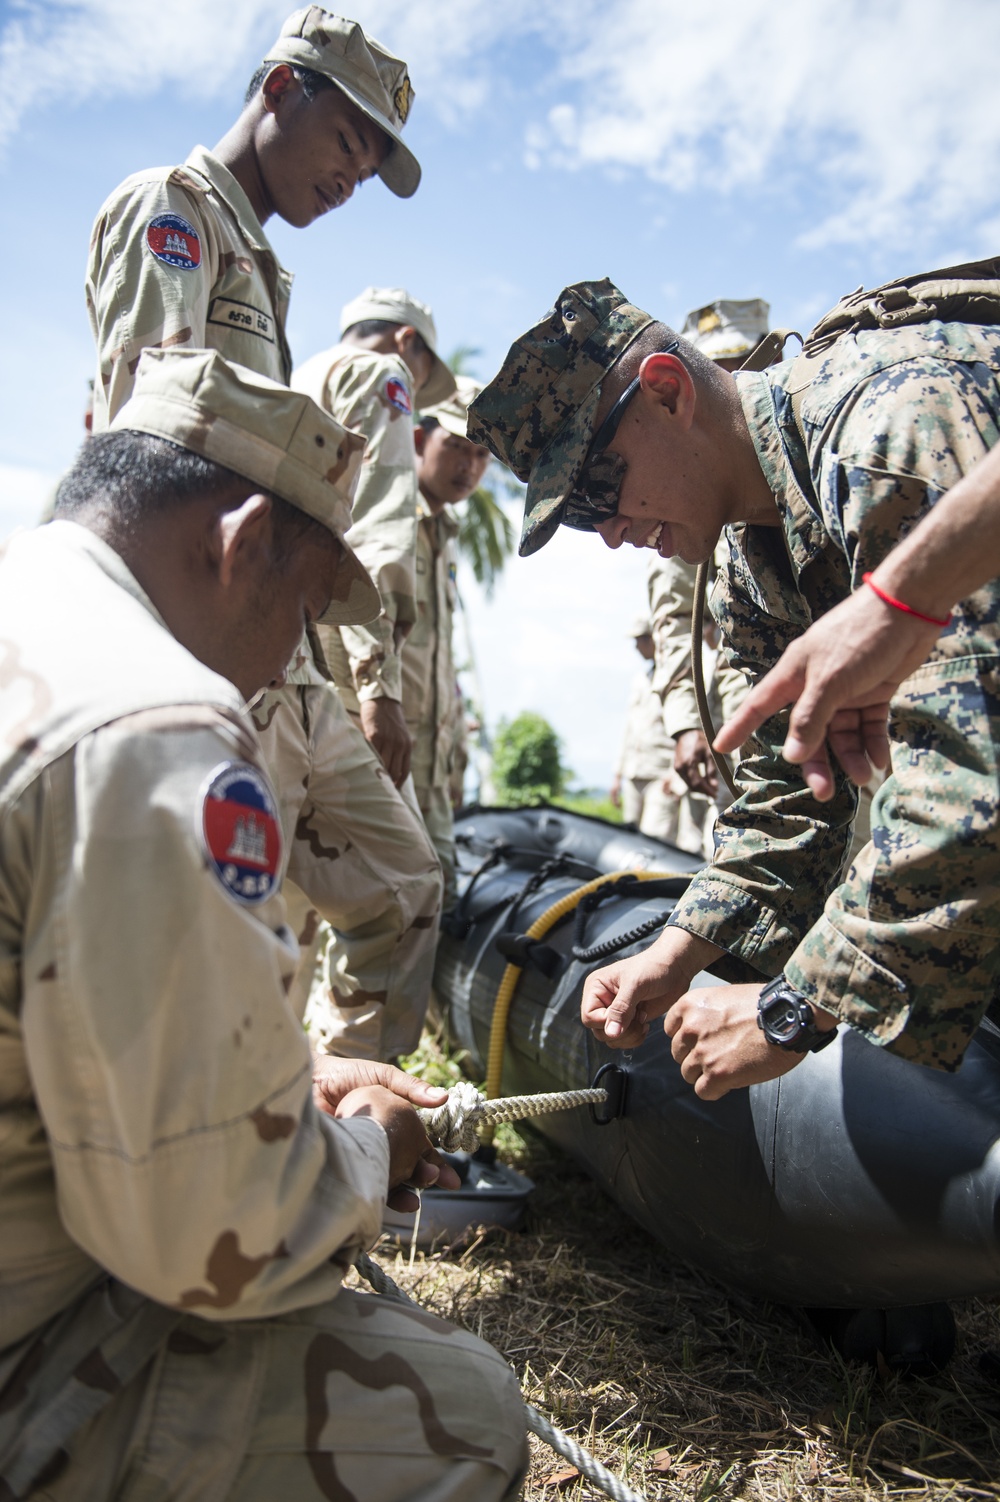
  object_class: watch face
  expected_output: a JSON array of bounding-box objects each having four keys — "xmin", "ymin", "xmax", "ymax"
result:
[{"xmin": 763, "ymin": 996, "xmax": 807, "ymax": 1046}]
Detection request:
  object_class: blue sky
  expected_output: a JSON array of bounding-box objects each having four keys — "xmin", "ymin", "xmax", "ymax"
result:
[{"xmin": 2, "ymin": 0, "xmax": 999, "ymax": 785}]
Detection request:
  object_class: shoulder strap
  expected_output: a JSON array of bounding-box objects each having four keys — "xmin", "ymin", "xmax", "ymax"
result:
[
  {"xmin": 736, "ymin": 327, "xmax": 801, "ymax": 373},
  {"xmin": 782, "ymin": 254, "xmax": 1000, "ymax": 451}
]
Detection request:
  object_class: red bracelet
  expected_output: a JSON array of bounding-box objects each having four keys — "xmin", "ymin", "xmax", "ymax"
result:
[{"xmin": 862, "ymin": 573, "xmax": 950, "ymax": 628}]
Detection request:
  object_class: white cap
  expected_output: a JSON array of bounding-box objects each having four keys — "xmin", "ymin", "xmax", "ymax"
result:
[{"xmin": 340, "ymin": 286, "xmax": 456, "ymax": 406}]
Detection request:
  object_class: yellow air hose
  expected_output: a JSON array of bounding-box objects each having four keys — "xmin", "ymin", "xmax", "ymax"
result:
[{"xmin": 481, "ymin": 868, "xmax": 688, "ymax": 1141}]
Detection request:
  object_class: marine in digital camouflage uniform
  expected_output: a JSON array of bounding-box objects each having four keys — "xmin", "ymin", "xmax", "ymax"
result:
[
  {"xmin": 286, "ymin": 288, "xmax": 453, "ymax": 1057},
  {"xmin": 85, "ymin": 8, "xmax": 444, "ymax": 1064},
  {"xmin": 402, "ymin": 378, "xmax": 492, "ymax": 901},
  {"xmin": 0, "ymin": 349, "xmax": 526, "ymax": 1501},
  {"xmin": 469, "ymin": 276, "xmax": 1000, "ymax": 1093}
]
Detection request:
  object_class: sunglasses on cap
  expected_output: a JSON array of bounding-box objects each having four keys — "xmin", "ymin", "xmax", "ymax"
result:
[{"xmin": 561, "ymin": 339, "xmax": 680, "ymax": 532}]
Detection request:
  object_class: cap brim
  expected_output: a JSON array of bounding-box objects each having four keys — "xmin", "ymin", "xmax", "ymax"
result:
[
  {"xmin": 427, "ymin": 410, "xmax": 469, "ymax": 439},
  {"xmin": 319, "ymin": 540, "xmax": 382, "ymax": 627},
  {"xmin": 419, "ymin": 355, "xmax": 458, "ymax": 409},
  {"xmin": 518, "ymin": 382, "xmax": 600, "ymax": 557},
  {"xmin": 332, "ymin": 79, "xmax": 422, "ymax": 198}
]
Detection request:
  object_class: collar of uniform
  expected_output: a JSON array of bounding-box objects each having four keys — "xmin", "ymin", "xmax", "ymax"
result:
[
  {"xmin": 416, "ymin": 496, "xmax": 460, "ymax": 537},
  {"xmin": 47, "ymin": 519, "xmax": 171, "ymax": 632},
  {"xmin": 734, "ymin": 368, "xmax": 826, "ymax": 584},
  {"xmin": 184, "ymin": 145, "xmax": 290, "ymax": 277}
]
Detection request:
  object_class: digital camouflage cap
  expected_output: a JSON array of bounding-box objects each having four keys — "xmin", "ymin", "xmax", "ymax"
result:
[
  {"xmin": 111, "ymin": 347, "xmax": 381, "ymax": 627},
  {"xmin": 467, "ymin": 279, "xmax": 653, "ymax": 556}
]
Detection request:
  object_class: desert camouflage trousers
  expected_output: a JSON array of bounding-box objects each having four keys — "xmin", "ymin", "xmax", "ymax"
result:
[
  {"xmin": 2, "ymin": 1278, "xmax": 528, "ymax": 1501},
  {"xmin": 413, "ymin": 782, "xmax": 457, "ymax": 909},
  {"xmin": 253, "ymin": 684, "xmax": 443, "ymax": 1062}
]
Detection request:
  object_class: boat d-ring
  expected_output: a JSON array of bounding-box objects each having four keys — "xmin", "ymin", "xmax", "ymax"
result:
[{"xmin": 589, "ymin": 1061, "xmax": 628, "ymax": 1125}]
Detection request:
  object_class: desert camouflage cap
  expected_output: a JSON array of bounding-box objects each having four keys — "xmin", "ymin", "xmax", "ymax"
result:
[
  {"xmin": 111, "ymin": 348, "xmax": 381, "ymax": 627},
  {"xmin": 628, "ymin": 614, "xmax": 653, "ymax": 638},
  {"xmin": 340, "ymin": 285, "xmax": 456, "ymax": 407},
  {"xmin": 681, "ymin": 298, "xmax": 769, "ymax": 362},
  {"xmin": 263, "ymin": 7, "xmax": 420, "ymax": 198},
  {"xmin": 419, "ymin": 374, "xmax": 483, "ymax": 438},
  {"xmin": 467, "ymin": 279, "xmax": 653, "ymax": 556}
]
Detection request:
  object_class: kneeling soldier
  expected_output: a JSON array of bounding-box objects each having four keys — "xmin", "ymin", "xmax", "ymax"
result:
[{"xmin": 0, "ymin": 349, "xmax": 527, "ymax": 1501}]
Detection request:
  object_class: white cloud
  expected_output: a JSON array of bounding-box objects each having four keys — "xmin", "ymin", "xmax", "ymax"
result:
[
  {"xmin": 0, "ymin": 0, "xmax": 523, "ymax": 152},
  {"xmin": 460, "ymin": 526, "xmax": 652, "ymax": 789},
  {"xmin": 525, "ymin": 0, "xmax": 1000, "ymax": 251},
  {"xmin": 4, "ymin": 0, "xmax": 996, "ymax": 247},
  {"xmin": 0, "ymin": 1, "xmax": 280, "ymax": 149}
]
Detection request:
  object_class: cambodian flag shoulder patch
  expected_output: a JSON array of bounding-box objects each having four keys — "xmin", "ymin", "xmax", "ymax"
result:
[
  {"xmin": 199, "ymin": 761, "xmax": 282, "ymax": 906},
  {"xmin": 384, "ymin": 375, "xmax": 412, "ymax": 414},
  {"xmin": 146, "ymin": 212, "xmax": 202, "ymax": 271}
]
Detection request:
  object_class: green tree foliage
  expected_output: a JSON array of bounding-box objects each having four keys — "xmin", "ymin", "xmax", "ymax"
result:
[
  {"xmin": 447, "ymin": 345, "xmax": 517, "ymax": 597},
  {"xmin": 457, "ymin": 485, "xmax": 515, "ymax": 597},
  {"xmin": 492, "ymin": 712, "xmax": 568, "ymax": 805}
]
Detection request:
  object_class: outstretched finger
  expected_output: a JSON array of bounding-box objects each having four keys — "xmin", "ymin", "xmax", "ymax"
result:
[
  {"xmin": 715, "ymin": 661, "xmax": 804, "ymax": 754},
  {"xmin": 781, "ymin": 676, "xmax": 848, "ymax": 768},
  {"xmin": 860, "ymin": 703, "xmax": 891, "ymax": 772},
  {"xmin": 799, "ymin": 752, "xmax": 837, "ymax": 803}
]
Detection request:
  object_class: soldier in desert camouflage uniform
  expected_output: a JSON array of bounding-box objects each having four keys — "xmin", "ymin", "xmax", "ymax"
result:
[
  {"xmin": 0, "ymin": 349, "xmax": 527, "ymax": 1501},
  {"xmin": 287, "ymin": 288, "xmax": 454, "ymax": 1055},
  {"xmin": 296, "ymin": 287, "xmax": 457, "ymax": 759},
  {"xmin": 85, "ymin": 8, "xmax": 444, "ymax": 1064},
  {"xmin": 646, "ymin": 302, "xmax": 763, "ymax": 850},
  {"xmin": 469, "ymin": 277, "xmax": 1000, "ymax": 1094},
  {"xmin": 611, "ymin": 616, "xmax": 686, "ymax": 846},
  {"xmin": 402, "ymin": 377, "xmax": 492, "ymax": 901}
]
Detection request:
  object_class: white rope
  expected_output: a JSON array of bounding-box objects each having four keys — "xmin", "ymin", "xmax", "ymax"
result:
[
  {"xmin": 417, "ymin": 1081, "xmax": 608, "ymax": 1153},
  {"xmin": 353, "ymin": 1252, "xmax": 648, "ymax": 1502}
]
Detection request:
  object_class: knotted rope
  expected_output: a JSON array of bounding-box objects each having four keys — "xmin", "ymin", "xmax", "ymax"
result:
[
  {"xmin": 416, "ymin": 1079, "xmax": 607, "ymax": 1153},
  {"xmin": 354, "ymin": 1250, "xmax": 648, "ymax": 1502}
]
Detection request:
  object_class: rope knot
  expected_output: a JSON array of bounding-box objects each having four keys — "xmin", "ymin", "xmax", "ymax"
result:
[{"xmin": 418, "ymin": 1079, "xmax": 486, "ymax": 1153}]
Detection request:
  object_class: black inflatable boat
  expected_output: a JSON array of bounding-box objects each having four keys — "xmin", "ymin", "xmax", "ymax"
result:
[{"xmin": 434, "ymin": 804, "xmax": 1000, "ymax": 1353}]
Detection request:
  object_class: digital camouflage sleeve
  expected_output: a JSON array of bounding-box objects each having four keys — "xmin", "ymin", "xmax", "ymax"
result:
[{"xmin": 667, "ymin": 321, "xmax": 1000, "ymax": 1070}]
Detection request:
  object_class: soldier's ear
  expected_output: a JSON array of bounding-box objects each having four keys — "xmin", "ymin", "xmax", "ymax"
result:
[
  {"xmin": 260, "ymin": 64, "xmax": 299, "ymax": 117},
  {"xmin": 413, "ymin": 425, "xmax": 427, "ymax": 457},
  {"xmin": 638, "ymin": 352, "xmax": 696, "ymax": 429},
  {"xmin": 215, "ymin": 494, "xmax": 272, "ymax": 588}
]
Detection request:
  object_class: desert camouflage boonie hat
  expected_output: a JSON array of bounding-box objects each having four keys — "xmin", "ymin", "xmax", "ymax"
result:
[
  {"xmin": 340, "ymin": 285, "xmax": 456, "ymax": 407},
  {"xmin": 681, "ymin": 298, "xmax": 769, "ymax": 362},
  {"xmin": 262, "ymin": 7, "xmax": 420, "ymax": 198},
  {"xmin": 467, "ymin": 279, "xmax": 653, "ymax": 556},
  {"xmin": 111, "ymin": 347, "xmax": 381, "ymax": 627},
  {"xmin": 419, "ymin": 374, "xmax": 483, "ymax": 438}
]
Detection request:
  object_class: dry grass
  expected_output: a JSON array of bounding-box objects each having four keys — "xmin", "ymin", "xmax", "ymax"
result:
[{"xmin": 357, "ymin": 1035, "xmax": 1000, "ymax": 1502}]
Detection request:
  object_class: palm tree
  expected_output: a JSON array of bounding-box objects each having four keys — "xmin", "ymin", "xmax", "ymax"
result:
[{"xmin": 447, "ymin": 346, "xmax": 518, "ymax": 599}]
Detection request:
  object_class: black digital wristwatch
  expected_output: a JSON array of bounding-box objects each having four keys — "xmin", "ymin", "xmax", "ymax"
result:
[{"xmin": 757, "ymin": 975, "xmax": 839, "ymax": 1054}]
